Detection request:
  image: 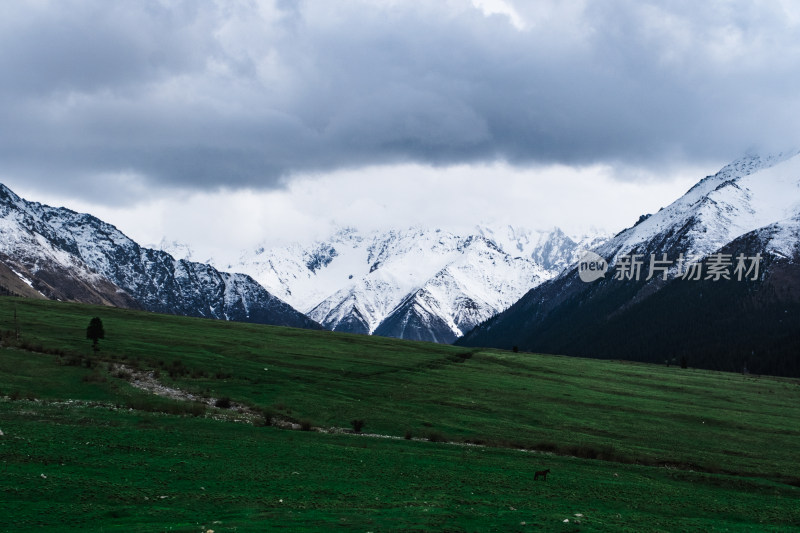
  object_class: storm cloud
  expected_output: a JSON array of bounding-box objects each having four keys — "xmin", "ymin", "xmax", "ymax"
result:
[{"xmin": 2, "ymin": 0, "xmax": 800, "ymax": 203}]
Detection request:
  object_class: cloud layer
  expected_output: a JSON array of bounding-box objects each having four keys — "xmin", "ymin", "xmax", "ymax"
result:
[{"xmin": 2, "ymin": 0, "xmax": 799, "ymax": 203}]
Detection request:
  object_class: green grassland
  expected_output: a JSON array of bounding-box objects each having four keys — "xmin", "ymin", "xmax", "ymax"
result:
[{"xmin": 1, "ymin": 296, "xmax": 799, "ymax": 531}]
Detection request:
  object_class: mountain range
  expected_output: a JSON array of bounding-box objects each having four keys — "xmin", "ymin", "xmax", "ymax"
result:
[
  {"xmin": 458, "ymin": 151, "xmax": 800, "ymax": 376},
  {"xmin": 225, "ymin": 226, "xmax": 606, "ymax": 343},
  {"xmin": 1, "ymin": 148, "xmax": 798, "ymax": 376},
  {"xmin": 0, "ymin": 180, "xmax": 605, "ymax": 344},
  {"xmin": 0, "ymin": 185, "xmax": 319, "ymax": 330}
]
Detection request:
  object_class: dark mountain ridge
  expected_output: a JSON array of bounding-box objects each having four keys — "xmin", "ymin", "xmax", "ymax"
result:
[
  {"xmin": 458, "ymin": 153, "xmax": 800, "ymax": 377},
  {"xmin": 0, "ymin": 184, "xmax": 320, "ymax": 330}
]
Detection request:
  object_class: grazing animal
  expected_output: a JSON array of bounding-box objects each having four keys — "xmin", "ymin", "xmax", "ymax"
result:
[{"xmin": 534, "ymin": 468, "xmax": 550, "ymax": 481}]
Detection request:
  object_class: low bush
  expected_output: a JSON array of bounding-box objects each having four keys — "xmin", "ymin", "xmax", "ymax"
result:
[
  {"xmin": 214, "ymin": 397, "xmax": 232, "ymax": 409},
  {"xmin": 426, "ymin": 431, "xmax": 446, "ymax": 443},
  {"xmin": 256, "ymin": 409, "xmax": 275, "ymax": 427},
  {"xmin": 185, "ymin": 402, "xmax": 207, "ymax": 417},
  {"xmin": 125, "ymin": 397, "xmax": 206, "ymax": 417}
]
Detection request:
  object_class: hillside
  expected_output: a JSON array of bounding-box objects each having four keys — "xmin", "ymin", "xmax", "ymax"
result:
[
  {"xmin": 1, "ymin": 297, "xmax": 799, "ymax": 530},
  {"xmin": 459, "ymin": 152, "xmax": 800, "ymax": 376},
  {"xmin": 2, "ymin": 297, "xmax": 800, "ymax": 530},
  {"xmin": 0, "ymin": 183, "xmax": 319, "ymax": 330}
]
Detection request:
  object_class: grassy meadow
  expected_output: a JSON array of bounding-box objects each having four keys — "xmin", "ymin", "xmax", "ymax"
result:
[{"xmin": 0, "ymin": 296, "xmax": 799, "ymax": 531}]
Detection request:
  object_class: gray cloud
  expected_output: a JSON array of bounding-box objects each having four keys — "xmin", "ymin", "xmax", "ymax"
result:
[{"xmin": 2, "ymin": 0, "xmax": 800, "ymax": 203}]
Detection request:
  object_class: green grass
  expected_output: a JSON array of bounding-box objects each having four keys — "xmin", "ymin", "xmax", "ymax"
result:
[
  {"xmin": 0, "ymin": 296, "xmax": 799, "ymax": 530},
  {"xmin": 3, "ymin": 400, "xmax": 799, "ymax": 532}
]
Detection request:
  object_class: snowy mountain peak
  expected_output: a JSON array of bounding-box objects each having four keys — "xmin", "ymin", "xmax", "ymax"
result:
[
  {"xmin": 149, "ymin": 237, "xmax": 198, "ymax": 263},
  {"xmin": 601, "ymin": 149, "xmax": 800, "ymax": 263},
  {"xmin": 716, "ymin": 149, "xmax": 800, "ymax": 179},
  {"xmin": 230, "ymin": 224, "xmax": 606, "ymax": 342}
]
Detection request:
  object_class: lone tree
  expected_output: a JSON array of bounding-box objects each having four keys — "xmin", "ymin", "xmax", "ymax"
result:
[{"xmin": 86, "ymin": 317, "xmax": 105, "ymax": 353}]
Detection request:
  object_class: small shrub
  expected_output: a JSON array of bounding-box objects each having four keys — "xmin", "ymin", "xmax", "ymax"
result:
[
  {"xmin": 426, "ymin": 431, "xmax": 446, "ymax": 443},
  {"xmin": 167, "ymin": 359, "xmax": 190, "ymax": 379},
  {"xmin": 214, "ymin": 397, "xmax": 232, "ymax": 409},
  {"xmin": 512, "ymin": 346, "xmax": 519, "ymax": 353},
  {"xmin": 575, "ymin": 445, "xmax": 598, "ymax": 459},
  {"xmin": 596, "ymin": 444, "xmax": 618, "ymax": 461},
  {"xmin": 20, "ymin": 341, "xmax": 44, "ymax": 353},
  {"xmin": 350, "ymin": 419, "xmax": 365, "ymax": 433},
  {"xmin": 404, "ymin": 429, "xmax": 413, "ymax": 440},
  {"xmin": 126, "ymin": 397, "xmax": 205, "ymax": 417},
  {"xmin": 9, "ymin": 390, "xmax": 21, "ymax": 401},
  {"xmin": 126, "ymin": 397, "xmax": 157, "ymax": 412},
  {"xmin": 300, "ymin": 420, "xmax": 313, "ymax": 431},
  {"xmin": 187, "ymin": 403, "xmax": 207, "ymax": 417},
  {"xmin": 536, "ymin": 441, "xmax": 559, "ymax": 453},
  {"xmin": 257, "ymin": 409, "xmax": 275, "ymax": 427}
]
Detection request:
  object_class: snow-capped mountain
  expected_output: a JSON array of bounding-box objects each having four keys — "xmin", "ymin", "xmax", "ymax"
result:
[
  {"xmin": 230, "ymin": 225, "xmax": 605, "ymax": 343},
  {"xmin": 475, "ymin": 225, "xmax": 595, "ymax": 272},
  {"xmin": 0, "ymin": 184, "xmax": 319, "ymax": 329},
  {"xmin": 597, "ymin": 150, "xmax": 800, "ymax": 263},
  {"xmin": 147, "ymin": 238, "xmax": 195, "ymax": 263},
  {"xmin": 459, "ymin": 151, "xmax": 800, "ymax": 377},
  {"xmin": 371, "ymin": 236, "xmax": 551, "ymax": 343}
]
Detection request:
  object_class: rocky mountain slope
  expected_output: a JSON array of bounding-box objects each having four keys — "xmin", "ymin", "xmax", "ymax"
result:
[
  {"xmin": 458, "ymin": 151, "xmax": 800, "ymax": 376},
  {"xmin": 0, "ymin": 184, "xmax": 319, "ymax": 329}
]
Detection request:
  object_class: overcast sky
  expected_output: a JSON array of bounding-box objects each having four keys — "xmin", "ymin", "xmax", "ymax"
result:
[{"xmin": 2, "ymin": 0, "xmax": 799, "ymax": 264}]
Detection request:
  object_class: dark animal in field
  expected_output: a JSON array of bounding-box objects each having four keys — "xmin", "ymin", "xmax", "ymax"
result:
[{"xmin": 534, "ymin": 469, "xmax": 550, "ymax": 481}]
